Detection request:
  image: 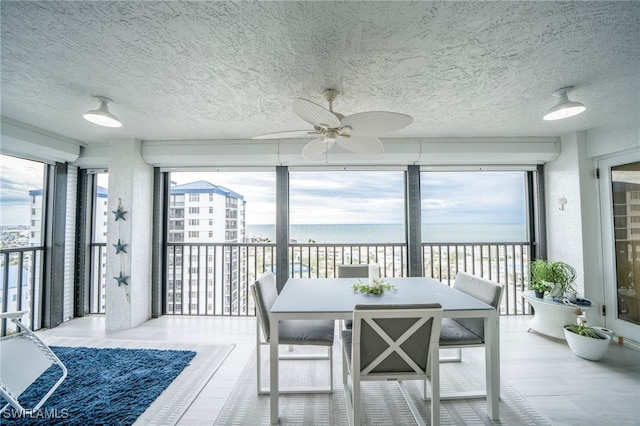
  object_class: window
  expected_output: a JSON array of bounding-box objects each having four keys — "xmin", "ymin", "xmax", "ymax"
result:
[
  {"xmin": 289, "ymin": 170, "xmax": 405, "ymax": 243},
  {"xmin": 188, "ymin": 231, "xmax": 199, "ymax": 238},
  {"xmin": 168, "ymin": 171, "xmax": 274, "ymax": 242},
  {"xmin": 420, "ymin": 171, "xmax": 527, "ymax": 242},
  {"xmin": 169, "ymin": 233, "xmax": 184, "ymax": 242},
  {"xmin": 189, "ymin": 219, "xmax": 199, "ymax": 226},
  {"xmin": 209, "ymin": 231, "xmax": 213, "ymax": 238},
  {"xmin": 92, "ymin": 173, "xmax": 109, "ymax": 245},
  {"xmin": 189, "ymin": 207, "xmax": 200, "ymax": 214},
  {"xmin": 31, "ymin": 209, "xmax": 36, "ymax": 215}
]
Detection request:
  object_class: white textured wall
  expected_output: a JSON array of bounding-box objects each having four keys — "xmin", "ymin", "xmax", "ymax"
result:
[
  {"xmin": 586, "ymin": 125, "xmax": 640, "ymax": 159},
  {"xmin": 546, "ymin": 127, "xmax": 639, "ymax": 326},
  {"xmin": 545, "ymin": 133, "xmax": 586, "ymax": 296},
  {"xmin": 106, "ymin": 139, "xmax": 153, "ymax": 330}
]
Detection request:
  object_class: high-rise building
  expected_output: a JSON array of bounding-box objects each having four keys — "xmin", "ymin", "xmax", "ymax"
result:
[{"xmin": 167, "ymin": 180, "xmax": 247, "ymax": 315}]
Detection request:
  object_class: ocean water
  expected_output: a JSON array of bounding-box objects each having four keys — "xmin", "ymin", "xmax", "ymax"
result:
[{"xmin": 246, "ymin": 223, "xmax": 527, "ymax": 244}]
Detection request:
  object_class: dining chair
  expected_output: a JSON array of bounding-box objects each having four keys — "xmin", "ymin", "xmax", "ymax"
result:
[
  {"xmin": 337, "ymin": 264, "xmax": 370, "ymax": 279},
  {"xmin": 437, "ymin": 271, "xmax": 503, "ymax": 398},
  {"xmin": 250, "ymin": 272, "xmax": 335, "ymax": 395},
  {"xmin": 341, "ymin": 303, "xmax": 443, "ymax": 426},
  {"xmin": 337, "ymin": 264, "xmax": 370, "ymax": 330}
]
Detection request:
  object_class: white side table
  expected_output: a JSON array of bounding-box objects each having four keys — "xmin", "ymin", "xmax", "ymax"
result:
[{"xmin": 522, "ymin": 290, "xmax": 593, "ymax": 340}]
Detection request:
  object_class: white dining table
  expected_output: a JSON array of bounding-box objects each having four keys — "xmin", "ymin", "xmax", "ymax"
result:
[{"xmin": 269, "ymin": 277, "xmax": 500, "ymax": 424}]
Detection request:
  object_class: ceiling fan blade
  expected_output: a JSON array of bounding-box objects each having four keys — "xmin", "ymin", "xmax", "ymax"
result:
[
  {"xmin": 302, "ymin": 137, "xmax": 335, "ymax": 159},
  {"xmin": 292, "ymin": 98, "xmax": 341, "ymax": 128},
  {"xmin": 336, "ymin": 135, "xmax": 384, "ymax": 154},
  {"xmin": 340, "ymin": 111, "xmax": 413, "ymax": 136},
  {"xmin": 252, "ymin": 130, "xmax": 317, "ymax": 140}
]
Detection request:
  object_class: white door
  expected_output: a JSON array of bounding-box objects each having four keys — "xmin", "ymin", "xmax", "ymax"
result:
[{"xmin": 599, "ymin": 151, "xmax": 640, "ymax": 342}]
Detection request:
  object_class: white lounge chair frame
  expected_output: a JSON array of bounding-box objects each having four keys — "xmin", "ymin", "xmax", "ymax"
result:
[{"xmin": 0, "ymin": 311, "xmax": 67, "ymax": 416}]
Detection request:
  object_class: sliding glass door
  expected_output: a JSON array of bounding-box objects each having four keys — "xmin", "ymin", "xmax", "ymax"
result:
[{"xmin": 600, "ymin": 152, "xmax": 640, "ymax": 340}]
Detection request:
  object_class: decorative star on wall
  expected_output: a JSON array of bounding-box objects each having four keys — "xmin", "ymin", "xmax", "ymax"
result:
[
  {"xmin": 112, "ymin": 206, "xmax": 127, "ymax": 221},
  {"xmin": 114, "ymin": 272, "xmax": 129, "ymax": 286},
  {"xmin": 113, "ymin": 239, "xmax": 127, "ymax": 254}
]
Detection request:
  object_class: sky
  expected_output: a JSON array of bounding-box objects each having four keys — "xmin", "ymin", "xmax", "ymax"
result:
[
  {"xmin": 0, "ymin": 155, "xmax": 45, "ymax": 226},
  {"xmin": 1, "ymin": 153, "xmax": 533, "ymax": 226},
  {"xmin": 127, "ymin": 169, "xmax": 526, "ymax": 225}
]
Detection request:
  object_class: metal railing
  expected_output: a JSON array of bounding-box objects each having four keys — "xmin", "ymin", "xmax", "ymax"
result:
[
  {"xmin": 422, "ymin": 242, "xmax": 532, "ymax": 315},
  {"xmin": 0, "ymin": 246, "xmax": 44, "ymax": 335},
  {"xmin": 89, "ymin": 243, "xmax": 108, "ymax": 314},
  {"xmin": 288, "ymin": 244, "xmax": 407, "ymax": 278},
  {"xmin": 88, "ymin": 241, "xmax": 532, "ymax": 317}
]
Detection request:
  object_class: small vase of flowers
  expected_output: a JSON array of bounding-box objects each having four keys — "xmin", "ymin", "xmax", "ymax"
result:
[{"xmin": 352, "ymin": 278, "xmax": 396, "ymax": 295}]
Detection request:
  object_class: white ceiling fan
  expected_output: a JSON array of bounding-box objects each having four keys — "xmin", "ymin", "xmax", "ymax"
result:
[{"xmin": 253, "ymin": 89, "xmax": 413, "ymax": 159}]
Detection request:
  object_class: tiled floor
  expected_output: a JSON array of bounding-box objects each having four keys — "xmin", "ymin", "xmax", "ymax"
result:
[{"xmin": 39, "ymin": 315, "xmax": 640, "ymax": 425}]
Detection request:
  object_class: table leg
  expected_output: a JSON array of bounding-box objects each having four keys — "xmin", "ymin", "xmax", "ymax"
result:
[
  {"xmin": 270, "ymin": 314, "xmax": 279, "ymax": 425},
  {"xmin": 485, "ymin": 312, "xmax": 500, "ymax": 420}
]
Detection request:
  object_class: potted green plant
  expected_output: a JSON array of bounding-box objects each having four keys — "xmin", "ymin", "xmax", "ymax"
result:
[
  {"xmin": 563, "ymin": 321, "xmax": 611, "ymax": 361},
  {"xmin": 530, "ymin": 259, "xmax": 577, "ymax": 298}
]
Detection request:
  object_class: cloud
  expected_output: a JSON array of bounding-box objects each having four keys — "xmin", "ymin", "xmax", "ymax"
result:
[
  {"xmin": 421, "ymin": 171, "xmax": 526, "ymax": 223},
  {"xmin": 0, "ymin": 155, "xmax": 45, "ymax": 226},
  {"xmin": 166, "ymin": 170, "xmax": 526, "ymax": 225},
  {"xmin": 170, "ymin": 171, "xmax": 276, "ymax": 224},
  {"xmin": 1, "ymin": 163, "xmax": 527, "ymax": 229},
  {"xmin": 290, "ymin": 171, "xmax": 405, "ymax": 224}
]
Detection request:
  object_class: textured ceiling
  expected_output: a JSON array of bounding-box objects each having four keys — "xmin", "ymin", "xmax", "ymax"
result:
[{"xmin": 1, "ymin": 1, "xmax": 639, "ymax": 146}]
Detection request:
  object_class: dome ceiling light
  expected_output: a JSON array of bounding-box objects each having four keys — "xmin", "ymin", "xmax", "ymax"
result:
[
  {"xmin": 543, "ymin": 86, "xmax": 586, "ymax": 121},
  {"xmin": 83, "ymin": 96, "xmax": 122, "ymax": 127}
]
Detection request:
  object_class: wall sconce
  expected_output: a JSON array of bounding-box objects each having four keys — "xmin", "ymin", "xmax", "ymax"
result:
[{"xmin": 558, "ymin": 197, "xmax": 567, "ymax": 210}]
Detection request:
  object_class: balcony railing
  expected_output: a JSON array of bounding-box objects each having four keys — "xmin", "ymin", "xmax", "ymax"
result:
[
  {"xmin": 86, "ymin": 241, "xmax": 532, "ymax": 317},
  {"xmin": 0, "ymin": 246, "xmax": 44, "ymax": 334},
  {"xmin": 422, "ymin": 242, "xmax": 532, "ymax": 315}
]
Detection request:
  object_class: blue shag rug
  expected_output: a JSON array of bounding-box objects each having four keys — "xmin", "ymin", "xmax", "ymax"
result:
[{"xmin": 2, "ymin": 346, "xmax": 196, "ymax": 425}]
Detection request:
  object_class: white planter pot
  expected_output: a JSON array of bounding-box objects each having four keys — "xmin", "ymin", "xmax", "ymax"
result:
[{"xmin": 563, "ymin": 327, "xmax": 611, "ymax": 361}]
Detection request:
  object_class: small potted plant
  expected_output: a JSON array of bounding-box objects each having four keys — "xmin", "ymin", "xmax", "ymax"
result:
[
  {"xmin": 530, "ymin": 259, "xmax": 577, "ymax": 298},
  {"xmin": 529, "ymin": 274, "xmax": 552, "ymax": 298},
  {"xmin": 563, "ymin": 316, "xmax": 611, "ymax": 361}
]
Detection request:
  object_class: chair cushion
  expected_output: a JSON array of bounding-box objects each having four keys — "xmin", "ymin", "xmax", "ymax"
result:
[
  {"xmin": 341, "ymin": 329, "xmax": 353, "ymax": 367},
  {"xmin": 337, "ymin": 264, "xmax": 370, "ymax": 278},
  {"xmin": 253, "ymin": 273, "xmax": 278, "ymax": 340},
  {"xmin": 278, "ymin": 320, "xmax": 335, "ymax": 346},
  {"xmin": 439, "ymin": 318, "xmax": 483, "ymax": 346},
  {"xmin": 349, "ymin": 304, "xmax": 441, "ymax": 373},
  {"xmin": 453, "ymin": 272, "xmax": 503, "ymax": 308},
  {"xmin": 449, "ymin": 272, "xmax": 503, "ymax": 340},
  {"xmin": 454, "ymin": 318, "xmax": 485, "ymax": 340}
]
